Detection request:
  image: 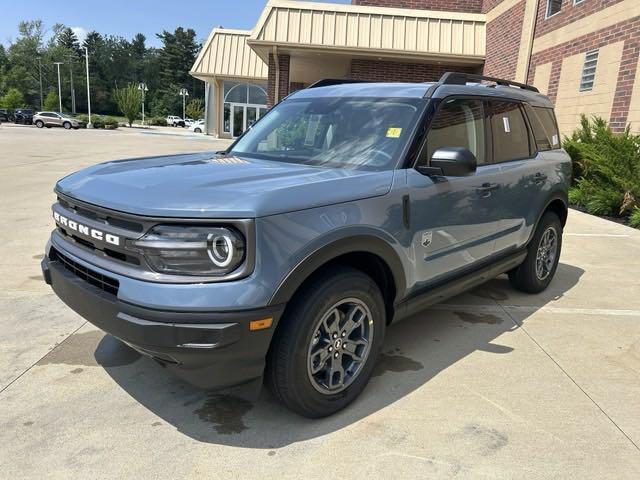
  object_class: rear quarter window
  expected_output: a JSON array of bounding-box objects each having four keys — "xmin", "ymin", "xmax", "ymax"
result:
[
  {"xmin": 526, "ymin": 105, "xmax": 560, "ymax": 151},
  {"xmin": 489, "ymin": 101, "xmax": 531, "ymax": 163}
]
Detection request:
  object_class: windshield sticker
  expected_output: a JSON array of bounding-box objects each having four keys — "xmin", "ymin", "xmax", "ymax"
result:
[
  {"xmin": 502, "ymin": 117, "xmax": 511, "ymax": 133},
  {"xmin": 386, "ymin": 127, "xmax": 402, "ymax": 138}
]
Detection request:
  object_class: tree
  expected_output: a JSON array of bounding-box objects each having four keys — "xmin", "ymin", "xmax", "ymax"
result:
[
  {"xmin": 58, "ymin": 27, "xmax": 81, "ymax": 55},
  {"xmin": 113, "ymin": 83, "xmax": 141, "ymax": 126},
  {"xmin": 43, "ymin": 91, "xmax": 59, "ymax": 111},
  {"xmin": 0, "ymin": 88, "xmax": 25, "ymax": 108},
  {"xmin": 186, "ymin": 98, "xmax": 204, "ymax": 119}
]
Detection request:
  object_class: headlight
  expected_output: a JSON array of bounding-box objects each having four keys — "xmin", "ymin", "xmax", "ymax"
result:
[{"xmin": 129, "ymin": 225, "xmax": 245, "ymax": 276}]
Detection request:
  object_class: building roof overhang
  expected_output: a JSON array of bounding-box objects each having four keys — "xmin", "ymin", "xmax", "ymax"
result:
[
  {"xmin": 247, "ymin": 0, "xmax": 486, "ymax": 65},
  {"xmin": 190, "ymin": 28, "xmax": 268, "ymax": 82}
]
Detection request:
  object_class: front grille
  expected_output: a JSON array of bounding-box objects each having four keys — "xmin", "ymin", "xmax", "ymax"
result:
[{"xmin": 51, "ymin": 248, "xmax": 119, "ymax": 296}]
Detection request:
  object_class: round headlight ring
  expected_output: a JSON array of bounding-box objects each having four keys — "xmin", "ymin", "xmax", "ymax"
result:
[{"xmin": 207, "ymin": 233, "xmax": 234, "ymax": 267}]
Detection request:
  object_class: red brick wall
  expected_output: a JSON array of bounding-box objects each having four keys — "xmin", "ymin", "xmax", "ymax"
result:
[
  {"xmin": 349, "ymin": 59, "xmax": 481, "ymax": 82},
  {"xmin": 481, "ymin": 0, "xmax": 508, "ymax": 14},
  {"xmin": 528, "ymin": 16, "xmax": 640, "ymax": 131},
  {"xmin": 483, "ymin": 0, "xmax": 526, "ymax": 80},
  {"xmin": 534, "ymin": 0, "xmax": 625, "ymax": 38},
  {"xmin": 267, "ymin": 53, "xmax": 290, "ymax": 106},
  {"xmin": 351, "ymin": 0, "xmax": 482, "ymax": 13}
]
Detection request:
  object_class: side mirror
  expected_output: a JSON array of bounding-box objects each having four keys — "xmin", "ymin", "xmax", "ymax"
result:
[{"xmin": 417, "ymin": 147, "xmax": 477, "ymax": 177}]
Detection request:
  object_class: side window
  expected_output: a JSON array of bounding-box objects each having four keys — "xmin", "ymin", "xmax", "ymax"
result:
[
  {"xmin": 525, "ymin": 105, "xmax": 560, "ymax": 151},
  {"xmin": 490, "ymin": 101, "xmax": 531, "ymax": 163},
  {"xmin": 423, "ymin": 98, "xmax": 486, "ymax": 166}
]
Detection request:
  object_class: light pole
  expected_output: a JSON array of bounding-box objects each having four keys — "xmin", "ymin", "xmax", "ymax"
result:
[
  {"xmin": 138, "ymin": 83, "xmax": 148, "ymax": 125},
  {"xmin": 69, "ymin": 55, "xmax": 76, "ymax": 114},
  {"xmin": 85, "ymin": 47, "xmax": 92, "ymax": 128},
  {"xmin": 178, "ymin": 88, "xmax": 189, "ymax": 121},
  {"xmin": 53, "ymin": 62, "xmax": 63, "ymax": 112}
]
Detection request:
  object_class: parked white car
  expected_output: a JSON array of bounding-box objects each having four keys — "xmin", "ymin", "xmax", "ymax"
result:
[
  {"xmin": 183, "ymin": 117, "xmax": 195, "ymax": 127},
  {"xmin": 188, "ymin": 119, "xmax": 205, "ymax": 133},
  {"xmin": 166, "ymin": 115, "xmax": 185, "ymax": 127}
]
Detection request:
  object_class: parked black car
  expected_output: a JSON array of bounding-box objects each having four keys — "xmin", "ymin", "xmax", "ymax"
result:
[{"xmin": 14, "ymin": 108, "xmax": 34, "ymax": 125}]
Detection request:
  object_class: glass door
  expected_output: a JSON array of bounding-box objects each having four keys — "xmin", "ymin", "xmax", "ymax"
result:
[{"xmin": 232, "ymin": 105, "xmax": 245, "ymax": 138}]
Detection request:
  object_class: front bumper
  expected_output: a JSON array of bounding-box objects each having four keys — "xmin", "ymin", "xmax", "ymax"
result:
[{"xmin": 42, "ymin": 250, "xmax": 284, "ymax": 391}]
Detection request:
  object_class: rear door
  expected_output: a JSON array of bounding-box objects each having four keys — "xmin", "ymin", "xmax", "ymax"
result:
[
  {"xmin": 490, "ymin": 100, "xmax": 555, "ymax": 253},
  {"xmin": 407, "ymin": 97, "xmax": 504, "ymax": 287}
]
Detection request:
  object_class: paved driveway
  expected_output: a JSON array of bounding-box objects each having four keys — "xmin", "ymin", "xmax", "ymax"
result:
[{"xmin": 1, "ymin": 125, "xmax": 639, "ymax": 479}]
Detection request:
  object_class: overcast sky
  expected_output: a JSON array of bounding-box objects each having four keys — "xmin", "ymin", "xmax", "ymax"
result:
[{"xmin": 1, "ymin": 0, "xmax": 350, "ymax": 48}]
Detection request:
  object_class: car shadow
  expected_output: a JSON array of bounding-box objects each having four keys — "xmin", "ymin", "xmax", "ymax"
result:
[{"xmin": 97, "ymin": 262, "xmax": 584, "ymax": 448}]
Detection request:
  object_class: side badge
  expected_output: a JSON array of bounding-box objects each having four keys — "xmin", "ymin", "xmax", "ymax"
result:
[{"xmin": 421, "ymin": 231, "xmax": 433, "ymax": 248}]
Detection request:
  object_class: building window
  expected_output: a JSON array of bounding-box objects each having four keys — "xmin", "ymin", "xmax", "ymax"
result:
[
  {"xmin": 546, "ymin": 0, "xmax": 562, "ymax": 18},
  {"xmin": 580, "ymin": 50, "xmax": 599, "ymax": 92},
  {"xmin": 573, "ymin": 0, "xmax": 585, "ymax": 5}
]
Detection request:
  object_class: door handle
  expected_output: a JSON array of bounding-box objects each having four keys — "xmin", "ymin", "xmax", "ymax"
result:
[
  {"xmin": 534, "ymin": 172, "xmax": 548, "ymax": 183},
  {"xmin": 476, "ymin": 182, "xmax": 499, "ymax": 196}
]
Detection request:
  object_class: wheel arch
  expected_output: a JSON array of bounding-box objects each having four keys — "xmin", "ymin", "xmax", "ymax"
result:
[{"xmin": 268, "ymin": 235, "xmax": 406, "ymax": 324}]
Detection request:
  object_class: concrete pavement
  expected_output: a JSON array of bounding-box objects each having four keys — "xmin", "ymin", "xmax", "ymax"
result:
[{"xmin": 1, "ymin": 124, "xmax": 639, "ymax": 479}]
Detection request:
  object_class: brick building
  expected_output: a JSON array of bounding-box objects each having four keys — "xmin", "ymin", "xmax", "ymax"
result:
[{"xmin": 191, "ymin": 0, "xmax": 640, "ymax": 138}]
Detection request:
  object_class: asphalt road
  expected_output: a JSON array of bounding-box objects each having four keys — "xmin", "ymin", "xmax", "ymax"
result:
[{"xmin": 1, "ymin": 124, "xmax": 639, "ymax": 479}]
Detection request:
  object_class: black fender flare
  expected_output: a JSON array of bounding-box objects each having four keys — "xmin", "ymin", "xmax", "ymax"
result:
[
  {"xmin": 528, "ymin": 190, "xmax": 568, "ymax": 246},
  {"xmin": 268, "ymin": 234, "xmax": 406, "ymax": 306}
]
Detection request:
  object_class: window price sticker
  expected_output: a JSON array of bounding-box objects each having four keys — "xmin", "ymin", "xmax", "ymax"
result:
[{"xmin": 386, "ymin": 127, "xmax": 402, "ymax": 138}]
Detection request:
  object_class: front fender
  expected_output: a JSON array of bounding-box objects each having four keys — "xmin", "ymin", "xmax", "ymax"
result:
[{"xmin": 268, "ymin": 229, "xmax": 406, "ymax": 306}]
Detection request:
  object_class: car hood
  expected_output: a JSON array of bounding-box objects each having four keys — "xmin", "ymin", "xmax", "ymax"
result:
[{"xmin": 55, "ymin": 151, "xmax": 394, "ymax": 218}]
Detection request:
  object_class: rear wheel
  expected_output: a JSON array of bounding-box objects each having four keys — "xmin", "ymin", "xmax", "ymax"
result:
[
  {"xmin": 266, "ymin": 266, "xmax": 385, "ymax": 418},
  {"xmin": 35, "ymin": 120, "xmax": 44, "ymax": 128},
  {"xmin": 194, "ymin": 127, "xmax": 202, "ymax": 133},
  {"xmin": 509, "ymin": 212, "xmax": 562, "ymax": 293}
]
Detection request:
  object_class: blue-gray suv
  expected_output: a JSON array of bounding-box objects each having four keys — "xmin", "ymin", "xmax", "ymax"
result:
[{"xmin": 42, "ymin": 73, "xmax": 571, "ymax": 417}]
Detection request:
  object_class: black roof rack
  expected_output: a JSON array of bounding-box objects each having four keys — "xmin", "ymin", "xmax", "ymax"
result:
[
  {"xmin": 307, "ymin": 78, "xmax": 371, "ymax": 89},
  {"xmin": 437, "ymin": 72, "xmax": 539, "ymax": 93}
]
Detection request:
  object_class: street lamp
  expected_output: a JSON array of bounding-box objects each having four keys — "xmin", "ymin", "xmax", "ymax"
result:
[
  {"xmin": 138, "ymin": 83, "xmax": 148, "ymax": 125},
  {"xmin": 53, "ymin": 62, "xmax": 63, "ymax": 112},
  {"xmin": 85, "ymin": 47, "xmax": 92, "ymax": 128},
  {"xmin": 178, "ymin": 88, "xmax": 189, "ymax": 121}
]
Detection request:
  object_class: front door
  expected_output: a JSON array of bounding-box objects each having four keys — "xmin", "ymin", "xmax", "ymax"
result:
[
  {"xmin": 230, "ymin": 104, "xmax": 268, "ymax": 138},
  {"xmin": 409, "ymin": 97, "xmax": 503, "ymax": 288}
]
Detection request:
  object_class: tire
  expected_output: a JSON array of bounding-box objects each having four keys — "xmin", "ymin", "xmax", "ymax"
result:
[
  {"xmin": 509, "ymin": 212, "xmax": 562, "ymax": 293},
  {"xmin": 266, "ymin": 266, "xmax": 386, "ymax": 418},
  {"xmin": 194, "ymin": 128, "xmax": 202, "ymax": 133},
  {"xmin": 63, "ymin": 122, "xmax": 71, "ymax": 130},
  {"xmin": 35, "ymin": 120, "xmax": 44, "ymax": 128}
]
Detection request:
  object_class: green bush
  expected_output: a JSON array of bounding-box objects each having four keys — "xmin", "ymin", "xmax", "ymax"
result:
[
  {"xmin": 75, "ymin": 114, "xmax": 89, "ymax": 125},
  {"xmin": 91, "ymin": 116, "xmax": 105, "ymax": 129},
  {"xmin": 630, "ymin": 208, "xmax": 640, "ymax": 228},
  {"xmin": 563, "ymin": 115, "xmax": 640, "ymax": 223},
  {"xmin": 149, "ymin": 116, "xmax": 167, "ymax": 126},
  {"xmin": 104, "ymin": 116, "xmax": 119, "ymax": 129}
]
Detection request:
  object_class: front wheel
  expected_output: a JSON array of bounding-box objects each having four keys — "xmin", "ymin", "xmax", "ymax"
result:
[
  {"xmin": 266, "ymin": 266, "xmax": 385, "ymax": 418},
  {"xmin": 194, "ymin": 127, "xmax": 202, "ymax": 133},
  {"xmin": 509, "ymin": 212, "xmax": 562, "ymax": 293},
  {"xmin": 63, "ymin": 122, "xmax": 71, "ymax": 130}
]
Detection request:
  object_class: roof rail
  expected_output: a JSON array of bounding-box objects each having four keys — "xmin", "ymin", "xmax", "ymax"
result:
[
  {"xmin": 307, "ymin": 78, "xmax": 371, "ymax": 89},
  {"xmin": 437, "ymin": 72, "xmax": 540, "ymax": 93}
]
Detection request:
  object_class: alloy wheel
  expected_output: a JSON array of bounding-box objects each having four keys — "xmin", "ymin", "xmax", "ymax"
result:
[
  {"xmin": 535, "ymin": 226, "xmax": 558, "ymax": 280},
  {"xmin": 306, "ymin": 298, "xmax": 374, "ymax": 395}
]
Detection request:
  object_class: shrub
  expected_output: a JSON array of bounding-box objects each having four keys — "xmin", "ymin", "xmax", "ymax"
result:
[
  {"xmin": 112, "ymin": 84, "xmax": 142, "ymax": 126},
  {"xmin": 149, "ymin": 116, "xmax": 167, "ymax": 126},
  {"xmin": 563, "ymin": 115, "xmax": 640, "ymax": 221},
  {"xmin": 104, "ymin": 116, "xmax": 119, "ymax": 129},
  {"xmin": 630, "ymin": 208, "xmax": 640, "ymax": 228},
  {"xmin": 91, "ymin": 116, "xmax": 105, "ymax": 129},
  {"xmin": 75, "ymin": 114, "xmax": 89, "ymax": 125}
]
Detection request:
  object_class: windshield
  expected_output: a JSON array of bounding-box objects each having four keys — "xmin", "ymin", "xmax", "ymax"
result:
[{"xmin": 230, "ymin": 97, "xmax": 423, "ymax": 170}]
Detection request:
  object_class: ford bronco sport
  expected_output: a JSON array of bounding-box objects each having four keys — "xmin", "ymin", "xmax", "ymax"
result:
[{"xmin": 42, "ymin": 73, "xmax": 571, "ymax": 417}]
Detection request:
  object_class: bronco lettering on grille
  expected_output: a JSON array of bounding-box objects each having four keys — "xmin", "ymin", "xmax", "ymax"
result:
[{"xmin": 53, "ymin": 211, "xmax": 121, "ymax": 246}]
